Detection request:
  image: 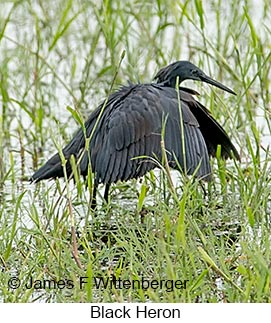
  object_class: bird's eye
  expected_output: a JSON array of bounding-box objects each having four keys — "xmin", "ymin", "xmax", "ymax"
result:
[{"xmin": 191, "ymin": 69, "xmax": 198, "ymax": 75}]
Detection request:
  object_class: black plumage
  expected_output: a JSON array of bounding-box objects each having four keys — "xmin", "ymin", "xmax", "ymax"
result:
[{"xmin": 31, "ymin": 61, "xmax": 239, "ymax": 207}]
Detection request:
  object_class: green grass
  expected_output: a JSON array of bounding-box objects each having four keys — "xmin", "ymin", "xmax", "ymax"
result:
[{"xmin": 1, "ymin": 0, "xmax": 271, "ymax": 302}]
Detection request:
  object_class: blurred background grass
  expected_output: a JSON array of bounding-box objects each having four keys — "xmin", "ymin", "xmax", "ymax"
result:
[{"xmin": 0, "ymin": 0, "xmax": 271, "ymax": 302}]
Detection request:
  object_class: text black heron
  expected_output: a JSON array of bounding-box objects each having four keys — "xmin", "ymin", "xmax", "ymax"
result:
[{"xmin": 31, "ymin": 60, "xmax": 240, "ymax": 208}]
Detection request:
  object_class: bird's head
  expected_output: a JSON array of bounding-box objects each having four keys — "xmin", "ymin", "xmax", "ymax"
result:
[{"xmin": 154, "ymin": 60, "xmax": 236, "ymax": 95}]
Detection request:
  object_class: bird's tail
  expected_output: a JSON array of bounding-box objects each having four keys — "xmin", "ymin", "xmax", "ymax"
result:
[
  {"xmin": 30, "ymin": 89, "xmax": 124, "ymax": 183},
  {"xmin": 30, "ymin": 127, "xmax": 86, "ymax": 183}
]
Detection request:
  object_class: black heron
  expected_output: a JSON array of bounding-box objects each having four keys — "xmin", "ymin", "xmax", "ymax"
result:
[{"xmin": 31, "ymin": 60, "xmax": 239, "ymax": 208}]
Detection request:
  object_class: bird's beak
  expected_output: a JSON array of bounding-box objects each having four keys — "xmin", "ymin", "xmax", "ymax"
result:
[{"xmin": 200, "ymin": 74, "xmax": 236, "ymax": 95}]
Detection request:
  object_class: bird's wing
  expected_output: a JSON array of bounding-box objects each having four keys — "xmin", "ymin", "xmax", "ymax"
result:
[
  {"xmin": 31, "ymin": 84, "xmax": 214, "ymax": 184},
  {"xmin": 92, "ymin": 84, "xmax": 212, "ymax": 184},
  {"xmin": 159, "ymin": 87, "xmax": 212, "ymax": 179},
  {"xmin": 183, "ymin": 96, "xmax": 240, "ymax": 160}
]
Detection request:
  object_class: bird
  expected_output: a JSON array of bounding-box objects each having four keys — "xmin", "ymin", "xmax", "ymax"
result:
[{"xmin": 31, "ymin": 60, "xmax": 239, "ymax": 208}]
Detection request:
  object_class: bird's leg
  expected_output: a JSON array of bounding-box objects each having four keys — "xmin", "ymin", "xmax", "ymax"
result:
[
  {"xmin": 104, "ymin": 183, "xmax": 110, "ymax": 204},
  {"xmin": 90, "ymin": 181, "xmax": 98, "ymax": 210},
  {"xmin": 199, "ymin": 180, "xmax": 209, "ymax": 200},
  {"xmin": 90, "ymin": 182, "xmax": 110, "ymax": 210}
]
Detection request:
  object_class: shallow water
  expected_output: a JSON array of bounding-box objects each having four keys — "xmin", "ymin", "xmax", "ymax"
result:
[{"xmin": 0, "ymin": 0, "xmax": 270, "ymax": 223}]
